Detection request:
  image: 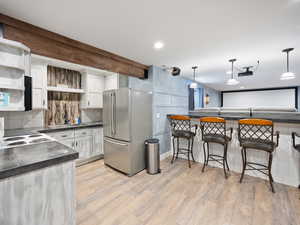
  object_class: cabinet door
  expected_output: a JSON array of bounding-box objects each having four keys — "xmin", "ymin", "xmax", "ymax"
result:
[
  {"xmin": 32, "ymin": 88, "xmax": 47, "ymax": 109},
  {"xmin": 87, "ymin": 74, "xmax": 104, "ymax": 93},
  {"xmin": 75, "ymin": 136, "xmax": 93, "ymax": 160},
  {"xmin": 82, "ymin": 93, "xmax": 103, "ymax": 109},
  {"xmin": 31, "ymin": 64, "xmax": 47, "ymax": 109},
  {"xmin": 104, "ymin": 74, "xmax": 118, "ymax": 90},
  {"xmin": 31, "ymin": 64, "xmax": 47, "ymax": 89},
  {"xmin": 93, "ymin": 128, "xmax": 103, "ymax": 155},
  {"xmin": 59, "ymin": 138, "xmax": 75, "ymax": 149},
  {"xmin": 90, "ymin": 93, "xmax": 103, "ymax": 108}
]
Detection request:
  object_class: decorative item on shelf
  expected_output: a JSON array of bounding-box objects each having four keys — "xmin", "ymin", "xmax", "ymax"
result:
[
  {"xmin": 46, "ymin": 92, "xmax": 80, "ymax": 126},
  {"xmin": 281, "ymin": 48, "xmax": 295, "ymax": 80},
  {"xmin": 190, "ymin": 66, "xmax": 198, "ymax": 89},
  {"xmin": 0, "ymin": 92, "xmax": 10, "ymax": 107},
  {"xmin": 204, "ymin": 94, "xmax": 210, "ymax": 105},
  {"xmin": 226, "ymin": 59, "xmax": 239, "ymax": 85}
]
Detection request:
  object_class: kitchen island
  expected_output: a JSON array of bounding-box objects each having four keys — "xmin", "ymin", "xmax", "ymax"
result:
[
  {"xmin": 168, "ymin": 108, "xmax": 300, "ymax": 188},
  {"xmin": 0, "ymin": 133, "xmax": 78, "ymax": 225}
]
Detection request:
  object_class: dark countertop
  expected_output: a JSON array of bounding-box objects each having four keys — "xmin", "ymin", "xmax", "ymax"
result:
[
  {"xmin": 38, "ymin": 121, "xmax": 103, "ymax": 133},
  {"xmin": 168, "ymin": 114, "xmax": 300, "ymax": 124},
  {"xmin": 4, "ymin": 121, "xmax": 103, "ymax": 137},
  {"xmin": 0, "ymin": 141, "xmax": 78, "ymax": 180},
  {"xmin": 0, "ymin": 121, "xmax": 102, "ymax": 179}
]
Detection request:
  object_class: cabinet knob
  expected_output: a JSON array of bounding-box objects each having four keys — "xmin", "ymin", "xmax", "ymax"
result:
[
  {"xmin": 43, "ymin": 100, "xmax": 45, "ymax": 106},
  {"xmin": 88, "ymin": 101, "xmax": 90, "ymax": 106}
]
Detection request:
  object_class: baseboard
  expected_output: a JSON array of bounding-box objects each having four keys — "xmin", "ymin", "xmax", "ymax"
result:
[
  {"xmin": 160, "ymin": 150, "xmax": 172, "ymax": 161},
  {"xmin": 76, "ymin": 154, "xmax": 103, "ymax": 167}
]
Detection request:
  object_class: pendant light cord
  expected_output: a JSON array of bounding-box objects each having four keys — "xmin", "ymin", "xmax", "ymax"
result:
[
  {"xmin": 231, "ymin": 61, "xmax": 234, "ymax": 79},
  {"xmin": 287, "ymin": 51, "xmax": 289, "ymax": 72}
]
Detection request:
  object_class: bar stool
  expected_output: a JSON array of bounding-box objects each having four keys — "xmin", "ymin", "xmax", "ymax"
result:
[
  {"xmin": 292, "ymin": 132, "xmax": 300, "ymax": 152},
  {"xmin": 200, "ymin": 117, "xmax": 233, "ymax": 179},
  {"xmin": 238, "ymin": 119, "xmax": 279, "ymax": 193},
  {"xmin": 169, "ymin": 115, "xmax": 198, "ymax": 168}
]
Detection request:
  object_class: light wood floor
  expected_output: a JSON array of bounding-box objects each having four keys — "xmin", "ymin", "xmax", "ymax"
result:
[{"xmin": 76, "ymin": 158, "xmax": 300, "ymax": 225}]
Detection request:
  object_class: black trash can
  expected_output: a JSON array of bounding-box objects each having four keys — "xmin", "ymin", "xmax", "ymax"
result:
[{"xmin": 145, "ymin": 139, "xmax": 160, "ymax": 174}]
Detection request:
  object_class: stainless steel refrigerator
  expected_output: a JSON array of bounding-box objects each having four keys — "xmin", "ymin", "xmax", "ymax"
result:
[{"xmin": 103, "ymin": 88, "xmax": 152, "ymax": 176}]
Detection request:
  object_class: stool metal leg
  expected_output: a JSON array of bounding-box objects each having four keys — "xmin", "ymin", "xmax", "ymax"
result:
[
  {"xmin": 202, "ymin": 142, "xmax": 207, "ymax": 172},
  {"xmin": 176, "ymin": 137, "xmax": 179, "ymax": 159},
  {"xmin": 223, "ymin": 144, "xmax": 228, "ymax": 179},
  {"xmin": 268, "ymin": 153, "xmax": 275, "ymax": 193},
  {"xmin": 240, "ymin": 147, "xmax": 246, "ymax": 183},
  {"xmin": 225, "ymin": 144, "xmax": 230, "ymax": 171},
  {"xmin": 191, "ymin": 137, "xmax": 195, "ymax": 162},
  {"xmin": 171, "ymin": 137, "xmax": 176, "ymax": 164},
  {"xmin": 187, "ymin": 139, "xmax": 191, "ymax": 168},
  {"xmin": 206, "ymin": 142, "xmax": 210, "ymax": 167}
]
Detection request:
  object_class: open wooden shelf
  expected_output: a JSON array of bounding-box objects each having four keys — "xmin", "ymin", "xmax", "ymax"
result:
[{"xmin": 47, "ymin": 86, "xmax": 85, "ymax": 94}]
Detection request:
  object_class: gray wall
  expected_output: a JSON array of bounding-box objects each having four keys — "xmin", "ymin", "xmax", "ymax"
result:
[
  {"xmin": 203, "ymin": 86, "xmax": 221, "ymax": 108},
  {"xmin": 129, "ymin": 66, "xmax": 191, "ymax": 154},
  {"xmin": 129, "ymin": 65, "xmax": 221, "ymax": 154}
]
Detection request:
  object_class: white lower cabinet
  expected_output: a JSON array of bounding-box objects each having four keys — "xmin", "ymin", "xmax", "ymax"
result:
[
  {"xmin": 75, "ymin": 135, "xmax": 93, "ymax": 160},
  {"xmin": 44, "ymin": 126, "xmax": 103, "ymax": 165},
  {"xmin": 92, "ymin": 127, "xmax": 103, "ymax": 155}
]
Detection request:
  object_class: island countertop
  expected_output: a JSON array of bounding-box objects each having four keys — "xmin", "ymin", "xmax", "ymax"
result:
[
  {"xmin": 167, "ymin": 112, "xmax": 300, "ymax": 187},
  {"xmin": 168, "ymin": 112, "xmax": 300, "ymax": 124},
  {"xmin": 0, "ymin": 121, "xmax": 102, "ymax": 179},
  {"xmin": 0, "ymin": 141, "xmax": 78, "ymax": 180}
]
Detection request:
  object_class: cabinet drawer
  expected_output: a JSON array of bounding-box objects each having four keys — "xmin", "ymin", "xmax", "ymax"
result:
[
  {"xmin": 47, "ymin": 130, "xmax": 74, "ymax": 140},
  {"xmin": 75, "ymin": 128, "xmax": 93, "ymax": 137}
]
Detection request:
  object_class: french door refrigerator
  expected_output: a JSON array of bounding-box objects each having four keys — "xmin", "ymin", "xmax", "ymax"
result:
[{"xmin": 103, "ymin": 88, "xmax": 152, "ymax": 176}]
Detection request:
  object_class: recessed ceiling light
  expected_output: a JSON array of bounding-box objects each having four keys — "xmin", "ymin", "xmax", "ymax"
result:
[
  {"xmin": 240, "ymin": 86, "xmax": 245, "ymax": 89},
  {"xmin": 154, "ymin": 41, "xmax": 164, "ymax": 50}
]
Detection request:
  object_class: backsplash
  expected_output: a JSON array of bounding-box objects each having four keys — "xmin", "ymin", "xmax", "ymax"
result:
[
  {"xmin": 0, "ymin": 110, "xmax": 44, "ymax": 129},
  {"xmin": 81, "ymin": 109, "xmax": 102, "ymax": 123}
]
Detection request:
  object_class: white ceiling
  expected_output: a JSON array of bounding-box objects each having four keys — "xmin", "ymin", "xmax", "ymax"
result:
[{"xmin": 0, "ymin": 0, "xmax": 300, "ymax": 90}]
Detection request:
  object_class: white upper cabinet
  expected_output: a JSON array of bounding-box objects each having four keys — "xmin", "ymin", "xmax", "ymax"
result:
[
  {"xmin": 31, "ymin": 64, "xmax": 47, "ymax": 109},
  {"xmin": 104, "ymin": 74, "xmax": 118, "ymax": 91},
  {"xmin": 104, "ymin": 73, "xmax": 128, "ymax": 91},
  {"xmin": 0, "ymin": 38, "xmax": 30, "ymax": 111},
  {"xmin": 81, "ymin": 72, "xmax": 105, "ymax": 109}
]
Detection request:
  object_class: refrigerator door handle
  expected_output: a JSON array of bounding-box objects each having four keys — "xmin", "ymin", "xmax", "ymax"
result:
[
  {"xmin": 113, "ymin": 92, "xmax": 117, "ymax": 135},
  {"xmin": 104, "ymin": 138, "xmax": 129, "ymax": 146},
  {"xmin": 111, "ymin": 93, "xmax": 114, "ymax": 136}
]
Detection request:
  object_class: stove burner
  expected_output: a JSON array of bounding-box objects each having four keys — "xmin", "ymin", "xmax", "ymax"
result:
[
  {"xmin": 29, "ymin": 138, "xmax": 50, "ymax": 144},
  {"xmin": 7, "ymin": 141, "xmax": 27, "ymax": 146},
  {"xmin": 4, "ymin": 137, "xmax": 25, "ymax": 142},
  {"xmin": 28, "ymin": 134, "xmax": 43, "ymax": 138}
]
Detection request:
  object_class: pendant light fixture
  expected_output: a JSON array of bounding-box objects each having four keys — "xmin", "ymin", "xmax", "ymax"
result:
[
  {"xmin": 280, "ymin": 48, "xmax": 295, "ymax": 80},
  {"xmin": 190, "ymin": 66, "xmax": 198, "ymax": 89},
  {"xmin": 226, "ymin": 58, "xmax": 239, "ymax": 85}
]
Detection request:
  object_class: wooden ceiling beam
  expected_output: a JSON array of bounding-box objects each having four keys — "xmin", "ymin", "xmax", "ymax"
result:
[{"xmin": 0, "ymin": 13, "xmax": 149, "ymax": 78}]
